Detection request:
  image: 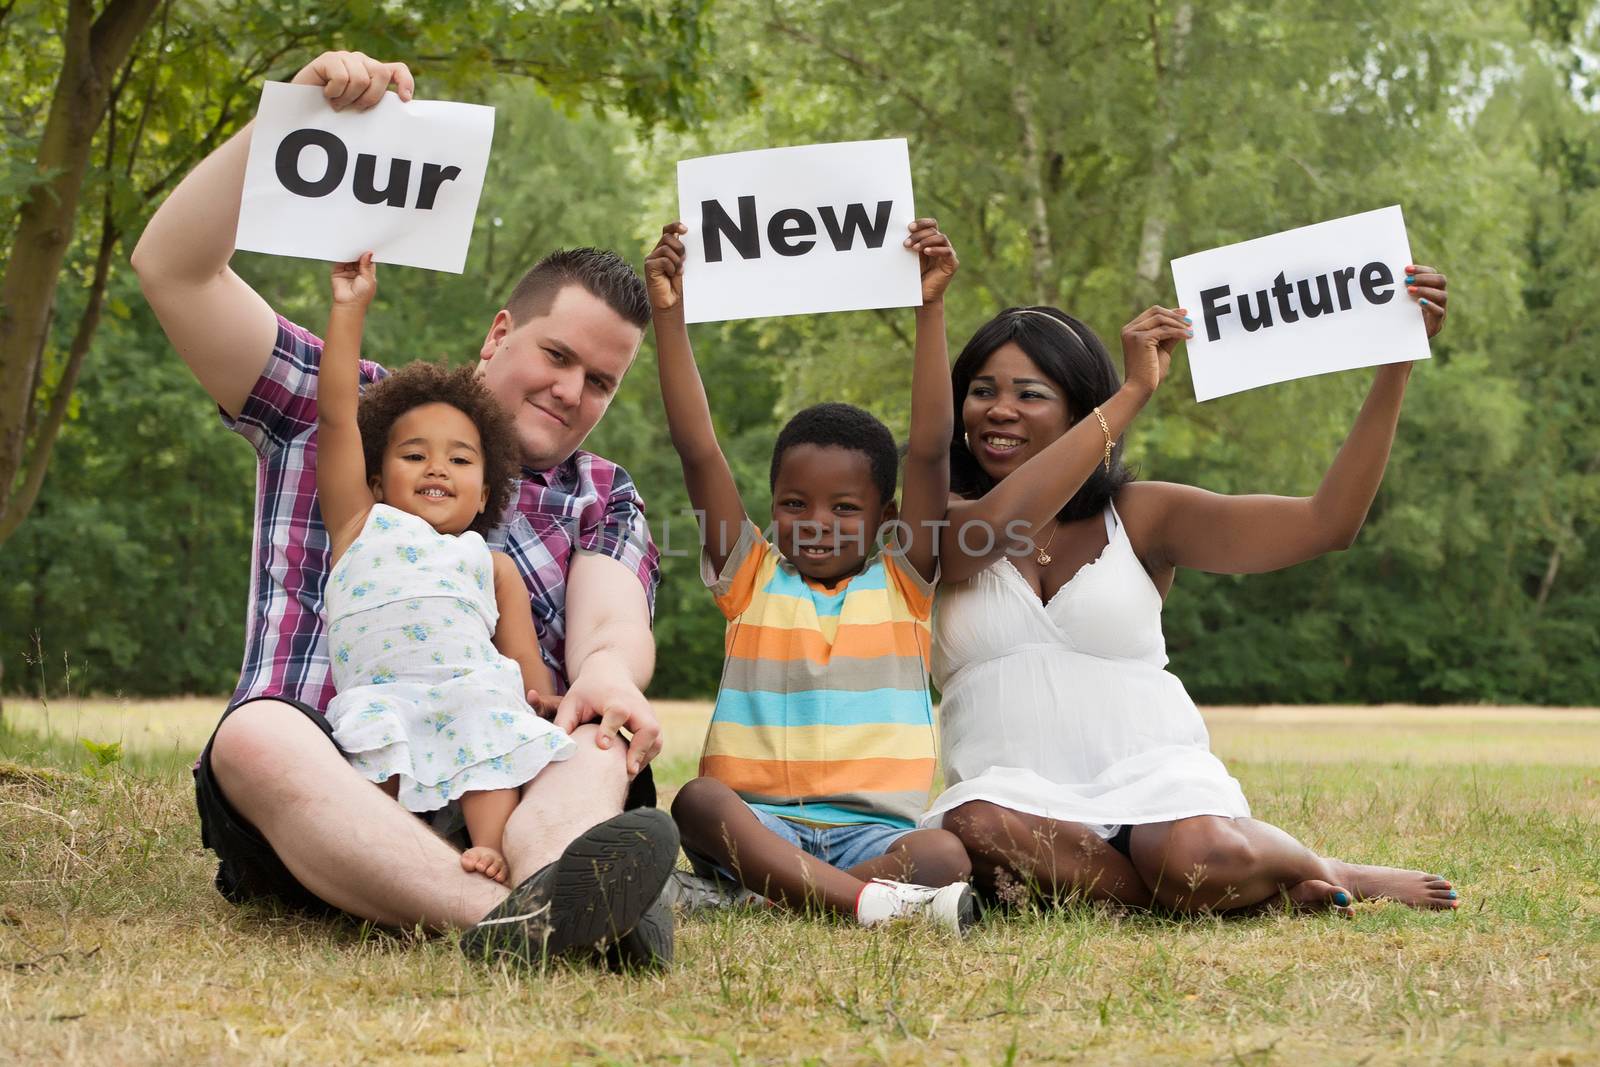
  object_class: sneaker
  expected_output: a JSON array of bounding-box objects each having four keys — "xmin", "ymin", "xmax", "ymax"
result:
[
  {"xmin": 460, "ymin": 808, "xmax": 679, "ymax": 965},
  {"xmin": 856, "ymin": 879, "xmax": 977, "ymax": 935},
  {"xmin": 603, "ymin": 887, "xmax": 674, "ymax": 972},
  {"xmin": 661, "ymin": 868, "xmax": 765, "ymax": 912}
]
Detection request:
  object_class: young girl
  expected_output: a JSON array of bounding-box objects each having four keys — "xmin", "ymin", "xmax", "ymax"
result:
[{"xmin": 317, "ymin": 252, "xmax": 570, "ymax": 885}]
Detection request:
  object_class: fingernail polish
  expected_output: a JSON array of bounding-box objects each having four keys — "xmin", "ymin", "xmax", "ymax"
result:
[
  {"xmin": 1420, "ymin": 298, "xmax": 1430, "ymax": 306},
  {"xmin": 1186, "ymin": 330, "xmax": 1194, "ymax": 337},
  {"xmin": 1183, "ymin": 316, "xmax": 1192, "ymax": 324},
  {"xmin": 1405, "ymin": 275, "xmax": 1415, "ymax": 284}
]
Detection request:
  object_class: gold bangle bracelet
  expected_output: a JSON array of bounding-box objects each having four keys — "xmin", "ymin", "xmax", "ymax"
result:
[{"xmin": 1092, "ymin": 406, "xmax": 1112, "ymax": 473}]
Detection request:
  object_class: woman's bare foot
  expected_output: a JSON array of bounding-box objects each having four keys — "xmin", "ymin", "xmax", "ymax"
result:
[
  {"xmin": 1326, "ymin": 860, "xmax": 1458, "ymax": 910},
  {"xmin": 1240, "ymin": 878, "xmax": 1354, "ymax": 918},
  {"xmin": 461, "ymin": 845, "xmax": 509, "ymax": 884}
]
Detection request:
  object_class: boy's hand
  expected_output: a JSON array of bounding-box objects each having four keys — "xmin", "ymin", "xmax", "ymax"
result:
[
  {"xmin": 645, "ymin": 222, "xmax": 687, "ymax": 313},
  {"xmin": 331, "ymin": 252, "xmax": 377, "ymax": 308},
  {"xmin": 906, "ymin": 218, "xmax": 958, "ymax": 304}
]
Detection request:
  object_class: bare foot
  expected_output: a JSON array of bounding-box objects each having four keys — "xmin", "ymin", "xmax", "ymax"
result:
[
  {"xmin": 1326, "ymin": 860, "xmax": 1458, "ymax": 910},
  {"xmin": 1240, "ymin": 878, "xmax": 1354, "ymax": 918},
  {"xmin": 461, "ymin": 845, "xmax": 508, "ymax": 884}
]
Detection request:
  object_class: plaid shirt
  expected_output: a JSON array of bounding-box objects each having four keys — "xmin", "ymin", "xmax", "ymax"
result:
[{"xmin": 223, "ymin": 314, "xmax": 660, "ymax": 713}]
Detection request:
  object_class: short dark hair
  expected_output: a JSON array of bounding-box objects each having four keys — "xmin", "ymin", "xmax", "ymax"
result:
[
  {"xmin": 770, "ymin": 402, "xmax": 899, "ymax": 504},
  {"xmin": 950, "ymin": 306, "xmax": 1134, "ymax": 522},
  {"xmin": 356, "ymin": 361, "xmax": 521, "ymax": 537},
  {"xmin": 504, "ymin": 247, "xmax": 650, "ymax": 329}
]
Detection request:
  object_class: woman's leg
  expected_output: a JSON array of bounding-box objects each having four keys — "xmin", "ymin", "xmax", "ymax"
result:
[
  {"xmin": 1127, "ymin": 816, "xmax": 1456, "ymax": 913},
  {"xmin": 460, "ymin": 787, "xmax": 520, "ymax": 884},
  {"xmin": 945, "ymin": 800, "xmax": 1153, "ymax": 907},
  {"xmin": 671, "ymin": 777, "xmax": 864, "ymax": 915}
]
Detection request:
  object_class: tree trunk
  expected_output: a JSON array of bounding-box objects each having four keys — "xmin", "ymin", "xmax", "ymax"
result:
[
  {"xmin": 1133, "ymin": 2, "xmax": 1193, "ymax": 301},
  {"xmin": 0, "ymin": 0, "xmax": 159, "ymax": 542}
]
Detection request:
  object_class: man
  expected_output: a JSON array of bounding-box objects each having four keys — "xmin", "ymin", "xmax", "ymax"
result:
[{"xmin": 131, "ymin": 50, "xmax": 676, "ymax": 967}]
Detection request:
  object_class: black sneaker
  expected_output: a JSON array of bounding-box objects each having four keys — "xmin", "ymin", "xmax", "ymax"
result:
[
  {"xmin": 460, "ymin": 808, "xmax": 678, "ymax": 965},
  {"xmin": 602, "ymin": 886, "xmax": 674, "ymax": 972}
]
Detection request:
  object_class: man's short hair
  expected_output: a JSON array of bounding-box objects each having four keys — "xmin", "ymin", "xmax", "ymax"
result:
[{"xmin": 504, "ymin": 248, "xmax": 650, "ymax": 329}]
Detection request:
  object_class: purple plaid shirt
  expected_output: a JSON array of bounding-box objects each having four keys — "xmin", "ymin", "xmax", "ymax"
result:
[{"xmin": 223, "ymin": 314, "xmax": 660, "ymax": 713}]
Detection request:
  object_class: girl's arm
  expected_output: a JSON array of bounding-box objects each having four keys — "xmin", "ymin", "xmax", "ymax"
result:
[
  {"xmin": 491, "ymin": 552, "xmax": 559, "ymax": 705},
  {"xmin": 645, "ymin": 222, "xmax": 750, "ymax": 576},
  {"xmin": 1134, "ymin": 266, "xmax": 1448, "ymax": 575},
  {"xmin": 318, "ymin": 253, "xmax": 379, "ymax": 562},
  {"xmin": 939, "ymin": 305, "xmax": 1190, "ymax": 584},
  {"xmin": 896, "ymin": 220, "xmax": 958, "ymax": 583}
]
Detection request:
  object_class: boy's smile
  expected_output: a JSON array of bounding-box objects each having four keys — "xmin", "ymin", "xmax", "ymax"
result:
[{"xmin": 770, "ymin": 444, "xmax": 893, "ymax": 587}]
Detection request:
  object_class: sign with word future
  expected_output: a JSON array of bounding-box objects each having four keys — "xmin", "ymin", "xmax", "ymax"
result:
[
  {"xmin": 236, "ymin": 82, "xmax": 495, "ymax": 273},
  {"xmin": 675, "ymin": 139, "xmax": 923, "ymax": 323},
  {"xmin": 1169, "ymin": 205, "xmax": 1431, "ymax": 402}
]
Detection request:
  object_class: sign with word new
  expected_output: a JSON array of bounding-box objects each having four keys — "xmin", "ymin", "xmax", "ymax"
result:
[
  {"xmin": 236, "ymin": 82, "xmax": 495, "ymax": 273},
  {"xmin": 675, "ymin": 139, "xmax": 923, "ymax": 323},
  {"xmin": 1169, "ymin": 205, "xmax": 1431, "ymax": 402}
]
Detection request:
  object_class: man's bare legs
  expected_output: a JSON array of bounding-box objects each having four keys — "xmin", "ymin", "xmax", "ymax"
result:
[
  {"xmin": 208, "ymin": 701, "xmax": 630, "ymax": 929},
  {"xmin": 671, "ymin": 777, "xmax": 970, "ymax": 916},
  {"xmin": 944, "ymin": 800, "xmax": 1154, "ymax": 908}
]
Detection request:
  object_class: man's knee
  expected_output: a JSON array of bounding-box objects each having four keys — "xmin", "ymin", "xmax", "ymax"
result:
[
  {"xmin": 548, "ymin": 724, "xmax": 629, "ymax": 803},
  {"xmin": 209, "ymin": 700, "xmax": 329, "ymax": 800}
]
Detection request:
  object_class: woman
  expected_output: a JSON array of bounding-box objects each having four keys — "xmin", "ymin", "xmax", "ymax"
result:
[{"xmin": 924, "ymin": 269, "xmax": 1459, "ymax": 914}]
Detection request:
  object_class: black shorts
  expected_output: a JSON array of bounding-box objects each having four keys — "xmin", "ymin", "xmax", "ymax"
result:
[
  {"xmin": 193, "ymin": 695, "xmax": 657, "ymax": 915},
  {"xmin": 1106, "ymin": 824, "xmax": 1134, "ymax": 859}
]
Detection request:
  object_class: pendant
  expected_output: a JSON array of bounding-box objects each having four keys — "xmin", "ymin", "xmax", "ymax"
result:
[{"xmin": 1037, "ymin": 550, "xmax": 1052, "ymax": 565}]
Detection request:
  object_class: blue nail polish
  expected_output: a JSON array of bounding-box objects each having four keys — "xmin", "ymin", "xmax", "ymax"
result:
[
  {"xmin": 1419, "ymin": 298, "xmax": 1429, "ymax": 306},
  {"xmin": 1183, "ymin": 316, "xmax": 1192, "ymax": 324},
  {"xmin": 1448, "ymin": 890, "xmax": 1458, "ymax": 899},
  {"xmin": 1186, "ymin": 330, "xmax": 1194, "ymax": 337},
  {"xmin": 1405, "ymin": 275, "xmax": 1415, "ymax": 284},
  {"xmin": 1334, "ymin": 890, "xmax": 1351, "ymax": 906}
]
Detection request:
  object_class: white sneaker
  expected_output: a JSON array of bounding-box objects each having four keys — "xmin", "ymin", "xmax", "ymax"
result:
[
  {"xmin": 856, "ymin": 879, "xmax": 977, "ymax": 934},
  {"xmin": 662, "ymin": 868, "xmax": 765, "ymax": 912}
]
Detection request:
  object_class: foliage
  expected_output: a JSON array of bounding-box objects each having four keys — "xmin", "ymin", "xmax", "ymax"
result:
[{"xmin": 2, "ymin": 0, "xmax": 1598, "ymax": 704}]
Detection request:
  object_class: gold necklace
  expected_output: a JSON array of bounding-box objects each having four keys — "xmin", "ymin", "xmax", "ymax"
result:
[{"xmin": 1034, "ymin": 520, "xmax": 1060, "ymax": 566}]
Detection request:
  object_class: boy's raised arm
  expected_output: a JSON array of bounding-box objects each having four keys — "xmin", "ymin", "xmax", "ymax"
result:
[
  {"xmin": 896, "ymin": 220, "xmax": 959, "ymax": 583},
  {"xmin": 645, "ymin": 222, "xmax": 750, "ymax": 576},
  {"xmin": 317, "ymin": 254, "xmax": 379, "ymax": 559}
]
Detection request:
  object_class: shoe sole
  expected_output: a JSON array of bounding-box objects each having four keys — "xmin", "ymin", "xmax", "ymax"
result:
[{"xmin": 466, "ymin": 808, "xmax": 679, "ymax": 963}]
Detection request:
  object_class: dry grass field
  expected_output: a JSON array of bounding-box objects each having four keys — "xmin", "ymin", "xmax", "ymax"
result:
[{"xmin": 2, "ymin": 698, "xmax": 1597, "ymax": 1064}]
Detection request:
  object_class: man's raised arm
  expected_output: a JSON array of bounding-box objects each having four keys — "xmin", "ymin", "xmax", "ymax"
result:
[{"xmin": 130, "ymin": 52, "xmax": 413, "ymax": 418}]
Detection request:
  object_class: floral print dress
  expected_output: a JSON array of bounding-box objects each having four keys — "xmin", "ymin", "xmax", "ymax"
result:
[{"xmin": 323, "ymin": 504, "xmax": 575, "ymax": 812}]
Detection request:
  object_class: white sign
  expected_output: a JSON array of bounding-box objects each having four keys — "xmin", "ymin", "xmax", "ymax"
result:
[
  {"xmin": 1170, "ymin": 205, "xmax": 1431, "ymax": 402},
  {"xmin": 236, "ymin": 82, "xmax": 495, "ymax": 274},
  {"xmin": 676, "ymin": 139, "xmax": 923, "ymax": 323}
]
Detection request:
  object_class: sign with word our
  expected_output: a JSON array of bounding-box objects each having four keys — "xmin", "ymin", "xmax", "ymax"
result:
[
  {"xmin": 236, "ymin": 82, "xmax": 495, "ymax": 273},
  {"xmin": 1169, "ymin": 205, "xmax": 1430, "ymax": 402},
  {"xmin": 675, "ymin": 139, "xmax": 923, "ymax": 323}
]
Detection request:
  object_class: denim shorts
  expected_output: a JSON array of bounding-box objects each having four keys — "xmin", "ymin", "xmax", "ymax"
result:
[{"xmin": 686, "ymin": 799, "xmax": 914, "ymax": 882}]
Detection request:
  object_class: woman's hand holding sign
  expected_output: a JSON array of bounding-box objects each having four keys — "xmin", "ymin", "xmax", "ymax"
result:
[
  {"xmin": 1405, "ymin": 265, "xmax": 1449, "ymax": 339},
  {"xmin": 1119, "ymin": 305, "xmax": 1192, "ymax": 399}
]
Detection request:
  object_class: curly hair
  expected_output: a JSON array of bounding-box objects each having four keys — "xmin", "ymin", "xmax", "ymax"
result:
[
  {"xmin": 770, "ymin": 402, "xmax": 899, "ymax": 505},
  {"xmin": 355, "ymin": 361, "xmax": 521, "ymax": 537}
]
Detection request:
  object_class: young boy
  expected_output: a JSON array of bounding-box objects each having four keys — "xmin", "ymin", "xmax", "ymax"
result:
[{"xmin": 647, "ymin": 218, "xmax": 975, "ymax": 933}]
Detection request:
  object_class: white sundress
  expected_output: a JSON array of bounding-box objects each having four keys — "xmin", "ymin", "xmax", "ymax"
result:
[
  {"xmin": 324, "ymin": 504, "xmax": 575, "ymax": 813},
  {"xmin": 921, "ymin": 503, "xmax": 1250, "ymax": 837}
]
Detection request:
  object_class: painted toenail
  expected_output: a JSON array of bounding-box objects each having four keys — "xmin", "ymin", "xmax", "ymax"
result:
[
  {"xmin": 1334, "ymin": 891, "xmax": 1351, "ymax": 906},
  {"xmin": 1448, "ymin": 890, "xmax": 1458, "ymax": 898}
]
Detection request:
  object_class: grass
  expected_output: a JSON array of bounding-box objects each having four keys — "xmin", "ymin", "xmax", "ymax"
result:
[{"xmin": 1, "ymin": 699, "xmax": 1598, "ymax": 1064}]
